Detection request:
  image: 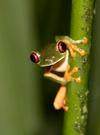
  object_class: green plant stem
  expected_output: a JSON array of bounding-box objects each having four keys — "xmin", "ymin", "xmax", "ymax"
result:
[{"xmin": 63, "ymin": 0, "xmax": 95, "ymax": 135}]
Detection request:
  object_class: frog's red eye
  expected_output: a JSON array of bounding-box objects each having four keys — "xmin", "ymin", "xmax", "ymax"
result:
[
  {"xmin": 30, "ymin": 52, "xmax": 39, "ymax": 63},
  {"xmin": 58, "ymin": 41, "xmax": 67, "ymax": 53}
]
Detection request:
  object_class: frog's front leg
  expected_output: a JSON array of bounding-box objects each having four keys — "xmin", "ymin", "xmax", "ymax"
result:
[
  {"xmin": 64, "ymin": 37, "xmax": 88, "ymax": 57},
  {"xmin": 44, "ymin": 65, "xmax": 81, "ymax": 85},
  {"xmin": 44, "ymin": 71, "xmax": 67, "ymax": 85},
  {"xmin": 63, "ymin": 64, "xmax": 81, "ymax": 83}
]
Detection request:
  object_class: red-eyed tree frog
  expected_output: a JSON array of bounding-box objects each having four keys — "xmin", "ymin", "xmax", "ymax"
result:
[{"xmin": 30, "ymin": 36, "xmax": 88, "ymax": 111}]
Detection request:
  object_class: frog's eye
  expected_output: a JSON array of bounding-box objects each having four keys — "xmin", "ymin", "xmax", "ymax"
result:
[
  {"xmin": 30, "ymin": 52, "xmax": 39, "ymax": 63},
  {"xmin": 58, "ymin": 41, "xmax": 67, "ymax": 53}
]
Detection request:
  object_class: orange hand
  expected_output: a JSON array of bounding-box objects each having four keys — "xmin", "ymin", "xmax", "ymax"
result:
[
  {"xmin": 64, "ymin": 37, "xmax": 88, "ymax": 57},
  {"xmin": 63, "ymin": 65, "xmax": 81, "ymax": 83}
]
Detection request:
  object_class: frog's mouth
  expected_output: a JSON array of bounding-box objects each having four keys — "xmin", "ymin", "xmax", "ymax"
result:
[{"xmin": 45, "ymin": 66, "xmax": 52, "ymax": 73}]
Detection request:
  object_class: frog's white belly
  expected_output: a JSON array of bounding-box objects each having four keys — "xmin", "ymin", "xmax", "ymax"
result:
[{"xmin": 51, "ymin": 51, "xmax": 69, "ymax": 72}]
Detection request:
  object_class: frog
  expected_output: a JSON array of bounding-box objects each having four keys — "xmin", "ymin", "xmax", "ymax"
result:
[{"xmin": 30, "ymin": 36, "xmax": 88, "ymax": 111}]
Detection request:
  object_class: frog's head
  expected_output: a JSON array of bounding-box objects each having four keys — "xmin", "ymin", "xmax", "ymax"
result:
[{"xmin": 30, "ymin": 41, "xmax": 68, "ymax": 71}]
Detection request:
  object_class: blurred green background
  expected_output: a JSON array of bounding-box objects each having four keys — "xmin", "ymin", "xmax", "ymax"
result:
[{"xmin": 0, "ymin": 0, "xmax": 100, "ymax": 135}]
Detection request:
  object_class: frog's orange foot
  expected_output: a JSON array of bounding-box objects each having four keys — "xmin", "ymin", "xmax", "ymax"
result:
[
  {"xmin": 65, "ymin": 37, "xmax": 88, "ymax": 57},
  {"xmin": 64, "ymin": 65, "xmax": 78, "ymax": 75},
  {"xmin": 68, "ymin": 44, "xmax": 86, "ymax": 57},
  {"xmin": 63, "ymin": 65, "xmax": 81, "ymax": 83}
]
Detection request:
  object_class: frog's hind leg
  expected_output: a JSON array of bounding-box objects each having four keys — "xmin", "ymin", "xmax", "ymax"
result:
[{"xmin": 53, "ymin": 85, "xmax": 68, "ymax": 111}]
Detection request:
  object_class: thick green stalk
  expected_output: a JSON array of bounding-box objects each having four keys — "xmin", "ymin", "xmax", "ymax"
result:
[{"xmin": 63, "ymin": 0, "xmax": 95, "ymax": 135}]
